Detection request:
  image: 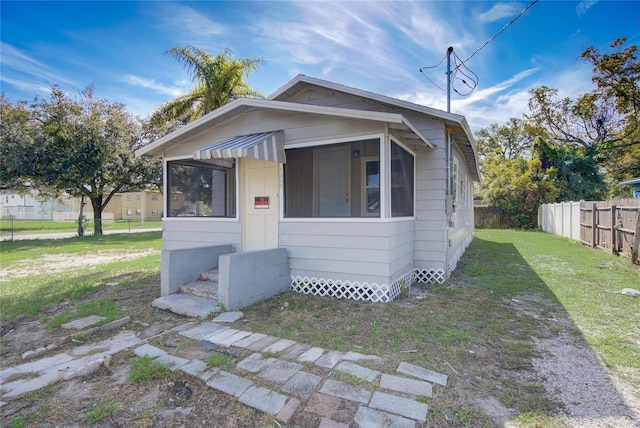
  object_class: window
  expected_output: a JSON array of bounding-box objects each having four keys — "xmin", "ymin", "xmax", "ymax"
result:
[
  {"xmin": 151, "ymin": 209, "xmax": 158, "ymax": 216},
  {"xmin": 390, "ymin": 142, "xmax": 414, "ymax": 217},
  {"xmin": 127, "ymin": 209, "xmax": 132, "ymax": 215},
  {"xmin": 151, "ymin": 194, "xmax": 158, "ymax": 201},
  {"xmin": 284, "ymin": 139, "xmax": 380, "ymax": 218},
  {"xmin": 136, "ymin": 208, "xmax": 142, "ymax": 215},
  {"xmin": 126, "ymin": 195, "xmax": 132, "ymax": 201},
  {"xmin": 135, "ymin": 194, "xmax": 141, "ymax": 200},
  {"xmin": 452, "ymin": 161, "xmax": 458, "ymax": 212},
  {"xmin": 363, "ymin": 158, "xmax": 380, "ymax": 215},
  {"xmin": 167, "ymin": 159, "xmax": 236, "ymax": 217}
]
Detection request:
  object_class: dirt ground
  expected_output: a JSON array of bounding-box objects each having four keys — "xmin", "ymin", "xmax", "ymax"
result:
[{"xmin": 1, "ymin": 251, "xmax": 639, "ymax": 427}]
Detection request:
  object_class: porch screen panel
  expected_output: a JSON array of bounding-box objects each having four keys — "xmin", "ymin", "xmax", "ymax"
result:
[
  {"xmin": 167, "ymin": 159, "xmax": 236, "ymax": 217},
  {"xmin": 391, "ymin": 142, "xmax": 414, "ymax": 217},
  {"xmin": 284, "ymin": 139, "xmax": 379, "ymax": 218}
]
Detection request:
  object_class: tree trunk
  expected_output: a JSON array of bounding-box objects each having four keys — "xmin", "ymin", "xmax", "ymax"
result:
[
  {"xmin": 77, "ymin": 196, "xmax": 85, "ymax": 237},
  {"xmin": 632, "ymin": 208, "xmax": 640, "ymax": 265},
  {"xmin": 91, "ymin": 198, "xmax": 103, "ymax": 236}
]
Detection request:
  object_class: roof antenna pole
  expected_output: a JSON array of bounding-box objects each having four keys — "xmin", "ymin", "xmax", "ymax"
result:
[
  {"xmin": 446, "ymin": 46, "xmax": 453, "ymax": 113},
  {"xmin": 445, "ymin": 47, "xmax": 454, "ymax": 217}
]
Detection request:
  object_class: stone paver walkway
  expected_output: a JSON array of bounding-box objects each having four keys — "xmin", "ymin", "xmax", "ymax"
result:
[{"xmin": 0, "ymin": 318, "xmax": 448, "ymax": 427}]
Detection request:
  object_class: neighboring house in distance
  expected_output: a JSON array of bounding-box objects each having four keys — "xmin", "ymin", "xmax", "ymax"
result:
[
  {"xmin": 137, "ymin": 75, "xmax": 481, "ymax": 303},
  {"xmin": 72, "ymin": 190, "xmax": 165, "ymax": 222},
  {"xmin": 620, "ymin": 177, "xmax": 640, "ymax": 198},
  {"xmin": 120, "ymin": 190, "xmax": 164, "ymax": 221},
  {"xmin": 0, "ymin": 191, "xmax": 74, "ymax": 220}
]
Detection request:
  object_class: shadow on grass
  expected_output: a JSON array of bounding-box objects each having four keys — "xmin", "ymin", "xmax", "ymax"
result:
[
  {"xmin": 450, "ymin": 234, "xmax": 637, "ymax": 425},
  {"xmin": 241, "ymin": 232, "xmax": 638, "ymax": 426}
]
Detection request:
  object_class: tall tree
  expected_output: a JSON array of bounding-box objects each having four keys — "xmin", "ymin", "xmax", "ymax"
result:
[
  {"xmin": 581, "ymin": 37, "xmax": 640, "ymax": 183},
  {"xmin": 149, "ymin": 46, "xmax": 264, "ymax": 127},
  {"xmin": 475, "ymin": 117, "xmax": 538, "ymax": 160},
  {"xmin": 1, "ymin": 95, "xmax": 40, "ymax": 193},
  {"xmin": 533, "ymin": 137, "xmax": 607, "ymax": 201},
  {"xmin": 528, "ymin": 39, "xmax": 639, "ymax": 184},
  {"xmin": 2, "ymin": 86, "xmax": 145, "ymax": 235}
]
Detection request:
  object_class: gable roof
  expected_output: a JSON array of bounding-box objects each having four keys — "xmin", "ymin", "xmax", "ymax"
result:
[
  {"xmin": 136, "ymin": 74, "xmax": 480, "ymax": 182},
  {"xmin": 136, "ymin": 98, "xmax": 433, "ymax": 158},
  {"xmin": 270, "ymin": 75, "xmax": 481, "ymax": 182}
]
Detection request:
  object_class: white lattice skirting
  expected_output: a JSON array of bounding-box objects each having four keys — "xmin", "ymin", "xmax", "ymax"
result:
[
  {"xmin": 291, "ymin": 269, "xmax": 414, "ymax": 303},
  {"xmin": 413, "ymin": 268, "xmax": 449, "ymax": 284},
  {"xmin": 414, "ymin": 234, "xmax": 473, "ymax": 285}
]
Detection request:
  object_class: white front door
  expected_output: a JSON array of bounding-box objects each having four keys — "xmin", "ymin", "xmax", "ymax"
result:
[
  {"xmin": 242, "ymin": 157, "xmax": 279, "ymax": 251},
  {"xmin": 316, "ymin": 148, "xmax": 350, "ymax": 216}
]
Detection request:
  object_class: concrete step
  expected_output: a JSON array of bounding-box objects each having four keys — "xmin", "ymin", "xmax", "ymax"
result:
[
  {"xmin": 198, "ymin": 269, "xmax": 219, "ymax": 282},
  {"xmin": 152, "ymin": 294, "xmax": 221, "ymax": 319},
  {"xmin": 180, "ymin": 281, "xmax": 219, "ymax": 300}
]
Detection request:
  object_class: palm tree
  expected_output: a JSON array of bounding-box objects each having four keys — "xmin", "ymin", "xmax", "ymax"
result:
[{"xmin": 150, "ymin": 46, "xmax": 264, "ymax": 126}]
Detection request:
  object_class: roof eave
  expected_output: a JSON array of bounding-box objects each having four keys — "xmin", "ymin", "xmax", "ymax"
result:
[{"xmin": 135, "ymin": 98, "xmax": 434, "ymax": 157}]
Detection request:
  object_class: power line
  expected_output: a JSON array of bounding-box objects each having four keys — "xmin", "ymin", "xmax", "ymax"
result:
[
  {"xmin": 419, "ymin": 54, "xmax": 448, "ymax": 91},
  {"xmin": 451, "ymin": 50, "xmax": 479, "ymax": 96},
  {"xmin": 460, "ymin": 0, "xmax": 538, "ymax": 64},
  {"xmin": 418, "ymin": 0, "xmax": 537, "ymax": 99}
]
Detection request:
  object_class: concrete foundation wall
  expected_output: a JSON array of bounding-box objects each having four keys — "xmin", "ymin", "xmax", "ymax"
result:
[
  {"xmin": 218, "ymin": 248, "xmax": 290, "ymax": 310},
  {"xmin": 161, "ymin": 245, "xmax": 233, "ymax": 296}
]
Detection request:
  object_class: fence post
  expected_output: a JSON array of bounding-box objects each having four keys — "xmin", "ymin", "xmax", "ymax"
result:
[
  {"xmin": 610, "ymin": 205, "xmax": 616, "ymax": 255},
  {"xmin": 632, "ymin": 208, "xmax": 640, "ymax": 265},
  {"xmin": 591, "ymin": 203, "xmax": 597, "ymax": 248}
]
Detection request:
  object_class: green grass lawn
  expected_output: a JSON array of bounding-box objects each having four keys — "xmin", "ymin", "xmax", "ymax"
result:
[
  {"xmin": 1, "ymin": 228, "xmax": 637, "ymax": 427},
  {"xmin": 470, "ymin": 229, "xmax": 640, "ymax": 368},
  {"xmin": 0, "ymin": 232, "xmax": 162, "ymax": 323}
]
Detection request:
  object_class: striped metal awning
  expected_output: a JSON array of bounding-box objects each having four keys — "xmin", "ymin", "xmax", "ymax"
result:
[{"xmin": 193, "ymin": 130, "xmax": 285, "ymax": 164}]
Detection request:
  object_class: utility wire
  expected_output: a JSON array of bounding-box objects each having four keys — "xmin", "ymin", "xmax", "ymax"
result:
[
  {"xmin": 460, "ymin": 0, "xmax": 538, "ymax": 64},
  {"xmin": 418, "ymin": 0, "xmax": 537, "ymax": 97},
  {"xmin": 419, "ymin": 54, "xmax": 448, "ymax": 91}
]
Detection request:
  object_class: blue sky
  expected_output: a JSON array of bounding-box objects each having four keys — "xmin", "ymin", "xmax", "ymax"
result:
[{"xmin": 1, "ymin": 1, "xmax": 638, "ymax": 131}]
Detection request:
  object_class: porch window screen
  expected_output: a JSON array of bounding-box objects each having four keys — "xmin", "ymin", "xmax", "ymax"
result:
[
  {"xmin": 284, "ymin": 139, "xmax": 380, "ymax": 218},
  {"xmin": 167, "ymin": 159, "xmax": 236, "ymax": 217},
  {"xmin": 390, "ymin": 142, "xmax": 414, "ymax": 217}
]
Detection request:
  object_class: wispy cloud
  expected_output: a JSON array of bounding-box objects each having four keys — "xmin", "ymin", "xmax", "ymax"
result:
[
  {"xmin": 477, "ymin": 2, "xmax": 523, "ymax": 23},
  {"xmin": 121, "ymin": 75, "xmax": 186, "ymax": 97},
  {"xmin": 253, "ymin": 1, "xmax": 437, "ymax": 84},
  {"xmin": 150, "ymin": 2, "xmax": 224, "ymax": 42},
  {"xmin": 393, "ymin": 66, "xmax": 541, "ymax": 130},
  {"xmin": 576, "ymin": 0, "xmax": 598, "ymax": 16},
  {"xmin": 0, "ymin": 43, "xmax": 79, "ymax": 98}
]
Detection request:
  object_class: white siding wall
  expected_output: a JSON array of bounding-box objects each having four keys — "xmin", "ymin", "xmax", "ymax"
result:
[
  {"xmin": 160, "ymin": 87, "xmax": 476, "ymax": 286},
  {"xmin": 447, "ymin": 146, "xmax": 475, "ymax": 270},
  {"xmin": 284, "ymin": 88, "xmax": 455, "ymax": 274},
  {"xmin": 163, "ymin": 111, "xmax": 384, "ymax": 159},
  {"xmin": 162, "ymin": 218, "xmax": 241, "ymax": 251},
  {"xmin": 411, "ymin": 116, "xmax": 448, "ymax": 272},
  {"xmin": 388, "ymin": 219, "xmax": 416, "ymax": 278},
  {"xmin": 281, "ymin": 220, "xmax": 413, "ymax": 285}
]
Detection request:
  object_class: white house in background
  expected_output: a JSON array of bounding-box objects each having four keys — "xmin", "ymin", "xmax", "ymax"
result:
[
  {"xmin": 137, "ymin": 75, "xmax": 480, "ymax": 303},
  {"xmin": 0, "ymin": 191, "xmax": 74, "ymax": 220}
]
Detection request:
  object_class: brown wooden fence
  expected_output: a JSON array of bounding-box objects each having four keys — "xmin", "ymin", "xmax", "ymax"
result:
[{"xmin": 540, "ymin": 199, "xmax": 640, "ymax": 264}]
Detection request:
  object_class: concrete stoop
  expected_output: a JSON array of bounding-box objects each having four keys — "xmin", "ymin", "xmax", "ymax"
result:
[
  {"xmin": 152, "ymin": 294, "xmax": 221, "ymax": 319},
  {"xmin": 152, "ymin": 268, "xmax": 220, "ymax": 318}
]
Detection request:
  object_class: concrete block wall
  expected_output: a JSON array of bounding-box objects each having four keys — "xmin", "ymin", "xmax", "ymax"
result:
[
  {"xmin": 161, "ymin": 244, "xmax": 233, "ymax": 296},
  {"xmin": 218, "ymin": 248, "xmax": 290, "ymax": 310}
]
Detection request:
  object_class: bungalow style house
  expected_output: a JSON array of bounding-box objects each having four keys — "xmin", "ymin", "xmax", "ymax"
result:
[{"xmin": 137, "ymin": 75, "xmax": 480, "ymax": 306}]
